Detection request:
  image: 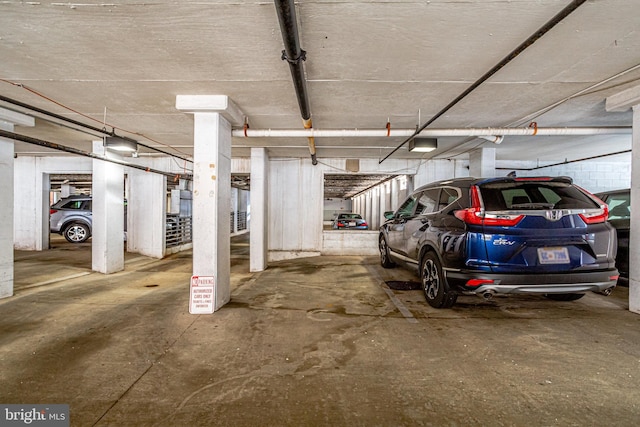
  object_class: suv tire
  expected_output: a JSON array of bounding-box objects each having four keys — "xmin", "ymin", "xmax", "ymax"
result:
[
  {"xmin": 379, "ymin": 235, "xmax": 396, "ymax": 268},
  {"xmin": 63, "ymin": 223, "xmax": 91, "ymax": 243},
  {"xmin": 421, "ymin": 251, "xmax": 457, "ymax": 308}
]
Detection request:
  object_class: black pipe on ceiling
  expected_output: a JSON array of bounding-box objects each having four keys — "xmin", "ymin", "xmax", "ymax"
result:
[
  {"xmin": 379, "ymin": 0, "xmax": 588, "ymax": 164},
  {"xmin": 0, "ymin": 129, "xmax": 189, "ymax": 180},
  {"xmin": 274, "ymin": 0, "xmax": 318, "ymax": 165},
  {"xmin": 496, "ymin": 149, "xmax": 632, "ymax": 171},
  {"xmin": 0, "ymin": 94, "xmax": 193, "ymax": 164}
]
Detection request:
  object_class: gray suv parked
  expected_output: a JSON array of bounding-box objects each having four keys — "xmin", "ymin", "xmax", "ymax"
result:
[{"xmin": 50, "ymin": 195, "xmax": 92, "ymax": 243}]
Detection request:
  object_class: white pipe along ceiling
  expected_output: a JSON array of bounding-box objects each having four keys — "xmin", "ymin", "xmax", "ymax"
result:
[{"xmin": 233, "ymin": 127, "xmax": 631, "ymax": 138}]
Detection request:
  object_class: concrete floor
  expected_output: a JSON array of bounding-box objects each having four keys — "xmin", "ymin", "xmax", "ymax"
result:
[{"xmin": 2, "ymin": 234, "xmax": 640, "ymax": 426}]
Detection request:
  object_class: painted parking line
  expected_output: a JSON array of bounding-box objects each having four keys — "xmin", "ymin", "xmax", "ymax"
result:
[
  {"xmin": 365, "ymin": 264, "xmax": 418, "ymax": 324},
  {"xmin": 21, "ymin": 272, "xmax": 92, "ymax": 290}
]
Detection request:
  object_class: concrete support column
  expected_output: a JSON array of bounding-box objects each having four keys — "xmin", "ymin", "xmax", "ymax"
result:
[
  {"xmin": 0, "ymin": 125, "xmax": 15, "ymax": 298},
  {"xmin": 250, "ymin": 147, "xmax": 269, "ymax": 272},
  {"xmin": 192, "ymin": 112, "xmax": 231, "ymax": 309},
  {"xmin": 365, "ymin": 192, "xmax": 372, "ymax": 228},
  {"xmin": 469, "ymin": 147, "xmax": 496, "ymax": 178},
  {"xmin": 127, "ymin": 170, "xmax": 167, "ymax": 258},
  {"xmin": 383, "ymin": 181, "xmax": 392, "ymax": 213},
  {"xmin": 379, "ymin": 183, "xmax": 387, "ymax": 223},
  {"xmin": 13, "ymin": 158, "xmax": 49, "ymax": 251},
  {"xmin": 92, "ymin": 141, "xmax": 125, "ymax": 274},
  {"xmin": 631, "ymin": 106, "xmax": 640, "ymax": 314},
  {"xmin": 406, "ymin": 175, "xmax": 414, "ymax": 195},
  {"xmin": 371, "ymin": 187, "xmax": 380, "ymax": 229},
  {"xmin": 238, "ymin": 189, "xmax": 249, "ymax": 231},
  {"xmin": 61, "ymin": 184, "xmax": 76, "ymax": 198},
  {"xmin": 2, "ymin": 108, "xmax": 34, "ymax": 298},
  {"xmin": 606, "ymin": 85, "xmax": 640, "ymax": 314},
  {"xmin": 177, "ymin": 95, "xmax": 243, "ymax": 310},
  {"xmin": 391, "ymin": 178, "xmax": 399, "ymax": 211},
  {"xmin": 231, "ymin": 187, "xmax": 238, "ymax": 234}
]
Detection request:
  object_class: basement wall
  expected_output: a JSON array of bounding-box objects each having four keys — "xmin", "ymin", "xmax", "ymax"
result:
[
  {"xmin": 272, "ymin": 156, "xmax": 631, "ymax": 260},
  {"xmin": 268, "ymin": 157, "xmax": 455, "ymax": 261},
  {"xmin": 495, "ymin": 156, "xmax": 631, "ymax": 193},
  {"xmin": 14, "ymin": 156, "xmax": 92, "ymax": 250}
]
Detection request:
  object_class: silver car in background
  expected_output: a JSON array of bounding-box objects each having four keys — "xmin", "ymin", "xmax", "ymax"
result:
[{"xmin": 50, "ymin": 195, "xmax": 92, "ymax": 243}]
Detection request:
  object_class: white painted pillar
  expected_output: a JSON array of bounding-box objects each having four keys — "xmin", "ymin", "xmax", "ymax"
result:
[
  {"xmin": 384, "ymin": 181, "xmax": 392, "ymax": 213},
  {"xmin": 631, "ymin": 106, "xmax": 640, "ymax": 314},
  {"xmin": 366, "ymin": 192, "xmax": 372, "ymax": 228},
  {"xmin": 371, "ymin": 187, "xmax": 380, "ymax": 229},
  {"xmin": 238, "ymin": 189, "xmax": 249, "ymax": 231},
  {"xmin": 406, "ymin": 175, "xmax": 415, "ymax": 194},
  {"xmin": 2, "ymin": 109, "xmax": 34, "ymax": 298},
  {"xmin": 391, "ymin": 178, "xmax": 399, "ymax": 211},
  {"xmin": 379, "ymin": 183, "xmax": 387, "ymax": 224},
  {"xmin": 0, "ymin": 126, "xmax": 15, "ymax": 298},
  {"xmin": 127, "ymin": 170, "xmax": 167, "ymax": 258},
  {"xmin": 177, "ymin": 95, "xmax": 243, "ymax": 310},
  {"xmin": 250, "ymin": 147, "xmax": 269, "ymax": 272},
  {"xmin": 92, "ymin": 141, "xmax": 125, "ymax": 274},
  {"xmin": 607, "ymin": 85, "xmax": 640, "ymax": 314},
  {"xmin": 61, "ymin": 184, "xmax": 76, "ymax": 197},
  {"xmin": 469, "ymin": 147, "xmax": 496, "ymax": 178},
  {"xmin": 13, "ymin": 158, "xmax": 49, "ymax": 251},
  {"xmin": 231, "ymin": 187, "xmax": 238, "ymax": 234}
]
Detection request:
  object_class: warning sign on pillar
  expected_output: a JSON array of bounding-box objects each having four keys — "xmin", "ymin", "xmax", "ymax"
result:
[{"xmin": 189, "ymin": 276, "xmax": 215, "ymax": 314}]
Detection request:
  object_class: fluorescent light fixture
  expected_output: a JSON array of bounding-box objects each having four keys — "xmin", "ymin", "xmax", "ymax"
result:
[
  {"xmin": 104, "ymin": 136, "xmax": 138, "ymax": 153},
  {"xmin": 408, "ymin": 137, "xmax": 437, "ymax": 152}
]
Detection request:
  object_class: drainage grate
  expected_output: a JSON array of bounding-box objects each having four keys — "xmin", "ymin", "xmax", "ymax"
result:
[{"xmin": 385, "ymin": 281, "xmax": 421, "ymax": 290}]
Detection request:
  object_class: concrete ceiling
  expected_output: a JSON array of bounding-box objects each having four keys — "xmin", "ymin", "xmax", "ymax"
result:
[
  {"xmin": 324, "ymin": 174, "xmax": 394, "ymax": 199},
  {"xmin": 1, "ymin": 0, "xmax": 639, "ymax": 170}
]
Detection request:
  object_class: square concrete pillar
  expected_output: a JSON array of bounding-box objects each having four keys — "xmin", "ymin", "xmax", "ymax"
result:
[
  {"xmin": 13, "ymin": 158, "xmax": 49, "ymax": 251},
  {"xmin": 92, "ymin": 141, "xmax": 125, "ymax": 274},
  {"xmin": 177, "ymin": 95, "xmax": 243, "ymax": 311},
  {"xmin": 127, "ymin": 170, "xmax": 167, "ymax": 258},
  {"xmin": 2, "ymin": 108, "xmax": 34, "ymax": 298},
  {"xmin": 391, "ymin": 178, "xmax": 400, "ymax": 211},
  {"xmin": 250, "ymin": 147, "xmax": 269, "ymax": 272},
  {"xmin": 0, "ymin": 130, "xmax": 14, "ymax": 299},
  {"xmin": 632, "ymin": 106, "xmax": 640, "ymax": 314},
  {"xmin": 231, "ymin": 187, "xmax": 238, "ymax": 234},
  {"xmin": 607, "ymin": 84, "xmax": 640, "ymax": 314},
  {"xmin": 469, "ymin": 147, "xmax": 496, "ymax": 178}
]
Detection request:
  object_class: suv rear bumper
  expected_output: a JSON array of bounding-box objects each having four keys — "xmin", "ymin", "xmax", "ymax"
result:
[{"xmin": 445, "ymin": 269, "xmax": 619, "ymax": 294}]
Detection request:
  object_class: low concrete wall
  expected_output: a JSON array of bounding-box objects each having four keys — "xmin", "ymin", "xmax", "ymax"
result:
[{"xmin": 322, "ymin": 230, "xmax": 379, "ymax": 256}]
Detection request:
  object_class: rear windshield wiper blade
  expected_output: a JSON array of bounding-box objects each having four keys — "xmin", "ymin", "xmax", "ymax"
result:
[{"xmin": 510, "ymin": 203, "xmax": 555, "ymax": 209}]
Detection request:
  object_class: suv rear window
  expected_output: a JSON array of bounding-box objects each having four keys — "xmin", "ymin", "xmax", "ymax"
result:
[
  {"xmin": 479, "ymin": 182, "xmax": 597, "ymax": 211},
  {"xmin": 61, "ymin": 200, "xmax": 85, "ymax": 209},
  {"xmin": 338, "ymin": 213, "xmax": 362, "ymax": 219}
]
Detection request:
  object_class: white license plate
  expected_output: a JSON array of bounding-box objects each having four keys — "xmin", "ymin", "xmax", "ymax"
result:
[
  {"xmin": 538, "ymin": 247, "xmax": 570, "ymax": 264},
  {"xmin": 349, "ymin": 221, "xmax": 356, "ymax": 226}
]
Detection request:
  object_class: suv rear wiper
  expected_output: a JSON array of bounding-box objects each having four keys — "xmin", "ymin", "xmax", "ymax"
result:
[{"xmin": 510, "ymin": 203, "xmax": 555, "ymax": 210}]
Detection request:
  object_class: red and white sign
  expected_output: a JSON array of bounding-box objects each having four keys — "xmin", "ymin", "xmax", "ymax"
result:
[{"xmin": 189, "ymin": 275, "xmax": 215, "ymax": 314}]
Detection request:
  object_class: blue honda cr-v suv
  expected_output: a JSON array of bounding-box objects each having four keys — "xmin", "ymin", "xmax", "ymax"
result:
[{"xmin": 379, "ymin": 176, "xmax": 619, "ymax": 308}]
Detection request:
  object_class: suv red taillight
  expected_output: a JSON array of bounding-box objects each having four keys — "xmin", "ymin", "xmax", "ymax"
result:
[
  {"xmin": 454, "ymin": 186, "xmax": 524, "ymax": 227},
  {"xmin": 577, "ymin": 186, "xmax": 609, "ymax": 224},
  {"xmin": 50, "ymin": 209, "xmax": 58, "ymax": 215},
  {"xmin": 579, "ymin": 204, "xmax": 609, "ymax": 224}
]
